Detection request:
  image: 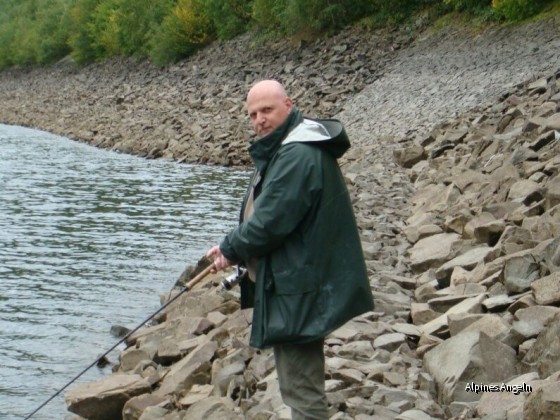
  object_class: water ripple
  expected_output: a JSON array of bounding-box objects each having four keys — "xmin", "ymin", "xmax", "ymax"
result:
[{"xmin": 0, "ymin": 124, "xmax": 249, "ymax": 419}]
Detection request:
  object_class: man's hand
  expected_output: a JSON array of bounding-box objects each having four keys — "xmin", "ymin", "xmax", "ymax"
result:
[{"xmin": 206, "ymin": 245, "xmax": 233, "ymax": 272}]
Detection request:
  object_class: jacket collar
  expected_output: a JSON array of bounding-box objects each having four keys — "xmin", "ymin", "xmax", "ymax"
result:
[{"xmin": 248, "ymin": 107, "xmax": 303, "ymax": 173}]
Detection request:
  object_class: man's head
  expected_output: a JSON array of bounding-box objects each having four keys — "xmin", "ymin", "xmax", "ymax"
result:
[{"xmin": 246, "ymin": 80, "xmax": 293, "ymax": 138}]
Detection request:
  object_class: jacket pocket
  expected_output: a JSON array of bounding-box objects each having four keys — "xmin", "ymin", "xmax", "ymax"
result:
[
  {"xmin": 263, "ymin": 286, "xmax": 324, "ymax": 346},
  {"xmin": 271, "ymin": 265, "xmax": 319, "ymax": 295}
]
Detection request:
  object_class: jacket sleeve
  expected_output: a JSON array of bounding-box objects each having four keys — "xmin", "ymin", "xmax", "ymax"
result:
[{"xmin": 220, "ymin": 143, "xmax": 321, "ymax": 262}]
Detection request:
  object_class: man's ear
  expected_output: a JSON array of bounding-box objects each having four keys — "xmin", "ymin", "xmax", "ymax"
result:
[{"xmin": 285, "ymin": 96, "xmax": 293, "ymax": 110}]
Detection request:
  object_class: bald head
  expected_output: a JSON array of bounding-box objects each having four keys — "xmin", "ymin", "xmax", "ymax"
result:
[
  {"xmin": 246, "ymin": 80, "xmax": 293, "ymax": 137},
  {"xmin": 247, "ymin": 80, "xmax": 288, "ymax": 103}
]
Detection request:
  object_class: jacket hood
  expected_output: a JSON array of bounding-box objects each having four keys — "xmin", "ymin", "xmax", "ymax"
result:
[
  {"xmin": 282, "ymin": 117, "xmax": 350, "ymax": 159},
  {"xmin": 248, "ymin": 107, "xmax": 350, "ymax": 172}
]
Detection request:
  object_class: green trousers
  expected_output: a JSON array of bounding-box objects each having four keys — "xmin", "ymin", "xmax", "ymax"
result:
[{"xmin": 273, "ymin": 338, "xmax": 328, "ymax": 420}]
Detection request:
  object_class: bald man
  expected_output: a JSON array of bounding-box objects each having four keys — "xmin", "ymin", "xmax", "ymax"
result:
[{"xmin": 207, "ymin": 80, "xmax": 373, "ymax": 419}]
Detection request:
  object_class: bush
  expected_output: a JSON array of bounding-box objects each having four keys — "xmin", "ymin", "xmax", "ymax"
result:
[
  {"xmin": 444, "ymin": 0, "xmax": 491, "ymax": 12},
  {"xmin": 68, "ymin": 0, "xmax": 103, "ymax": 63},
  {"xmin": 371, "ymin": 0, "xmax": 442, "ymax": 25},
  {"xmin": 148, "ymin": 0, "xmax": 214, "ymax": 65},
  {"xmin": 492, "ymin": 0, "xmax": 551, "ymax": 20},
  {"xmin": 88, "ymin": 0, "xmax": 122, "ymax": 56},
  {"xmin": 9, "ymin": 20, "xmax": 39, "ymax": 65},
  {"xmin": 114, "ymin": 0, "xmax": 175, "ymax": 57},
  {"xmin": 204, "ymin": 0, "xmax": 252, "ymax": 39},
  {"xmin": 252, "ymin": 0, "xmax": 376, "ymax": 37},
  {"xmin": 252, "ymin": 0, "xmax": 287, "ymax": 33},
  {"xmin": 35, "ymin": 0, "xmax": 73, "ymax": 64}
]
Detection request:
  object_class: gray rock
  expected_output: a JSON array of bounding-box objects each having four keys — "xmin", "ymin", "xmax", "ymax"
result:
[
  {"xmin": 65, "ymin": 374, "xmax": 151, "ymax": 420},
  {"xmin": 523, "ymin": 381, "xmax": 560, "ymax": 419},
  {"xmin": 122, "ymin": 394, "xmax": 169, "ymax": 420},
  {"xmin": 503, "ymin": 253, "xmax": 540, "ymax": 294},
  {"xmin": 154, "ymin": 340, "xmax": 217, "ymax": 396},
  {"xmin": 183, "ymin": 396, "xmax": 242, "ymax": 419},
  {"xmin": 476, "ymin": 372, "xmax": 539, "ymax": 419},
  {"xmin": 532, "ymin": 272, "xmax": 560, "ymax": 305},
  {"xmin": 423, "ymin": 331, "xmax": 517, "ymax": 405},
  {"xmin": 523, "ymin": 313, "xmax": 560, "ymax": 377},
  {"xmin": 373, "ymin": 333, "xmax": 407, "ymax": 351},
  {"xmin": 408, "ymin": 233, "xmax": 462, "ymax": 273}
]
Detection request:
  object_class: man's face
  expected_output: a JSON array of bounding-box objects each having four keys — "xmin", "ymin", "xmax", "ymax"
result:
[{"xmin": 247, "ymin": 87, "xmax": 292, "ymax": 138}]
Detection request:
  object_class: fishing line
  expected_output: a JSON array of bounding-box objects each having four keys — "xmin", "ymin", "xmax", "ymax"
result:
[{"xmin": 24, "ymin": 263, "xmax": 215, "ymax": 419}]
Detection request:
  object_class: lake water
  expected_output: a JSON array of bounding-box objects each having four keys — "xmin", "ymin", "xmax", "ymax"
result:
[{"xmin": 0, "ymin": 125, "xmax": 249, "ymax": 419}]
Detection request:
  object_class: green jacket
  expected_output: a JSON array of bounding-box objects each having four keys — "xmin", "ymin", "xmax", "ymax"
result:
[{"xmin": 220, "ymin": 108, "xmax": 374, "ymax": 349}]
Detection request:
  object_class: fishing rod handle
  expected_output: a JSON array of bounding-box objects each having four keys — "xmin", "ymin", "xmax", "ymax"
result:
[{"xmin": 185, "ymin": 263, "xmax": 216, "ymax": 291}]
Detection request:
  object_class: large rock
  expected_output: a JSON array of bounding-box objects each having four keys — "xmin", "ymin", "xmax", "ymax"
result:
[
  {"xmin": 419, "ymin": 294, "xmax": 486, "ymax": 337},
  {"xmin": 408, "ymin": 233, "xmax": 462, "ymax": 273},
  {"xmin": 122, "ymin": 394, "xmax": 169, "ymax": 420},
  {"xmin": 476, "ymin": 372, "xmax": 539, "ymax": 418},
  {"xmin": 182, "ymin": 396, "xmax": 242, "ymax": 419},
  {"xmin": 503, "ymin": 252, "xmax": 540, "ymax": 294},
  {"xmin": 423, "ymin": 331, "xmax": 517, "ymax": 405},
  {"xmin": 154, "ymin": 339, "xmax": 218, "ymax": 397},
  {"xmin": 532, "ymin": 272, "xmax": 560, "ymax": 305},
  {"xmin": 435, "ymin": 245, "xmax": 493, "ymax": 285},
  {"xmin": 523, "ymin": 313, "xmax": 560, "ymax": 377},
  {"xmin": 65, "ymin": 374, "xmax": 152, "ymax": 420},
  {"xmin": 524, "ymin": 381, "xmax": 560, "ymax": 419}
]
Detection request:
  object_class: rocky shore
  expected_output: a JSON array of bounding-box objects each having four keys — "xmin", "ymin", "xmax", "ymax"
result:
[{"xmin": 2, "ymin": 13, "xmax": 560, "ymax": 420}]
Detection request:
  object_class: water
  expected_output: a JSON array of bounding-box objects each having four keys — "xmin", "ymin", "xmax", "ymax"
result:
[{"xmin": 0, "ymin": 125, "xmax": 249, "ymax": 419}]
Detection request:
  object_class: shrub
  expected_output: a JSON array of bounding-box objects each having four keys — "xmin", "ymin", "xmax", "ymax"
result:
[
  {"xmin": 204, "ymin": 0, "xmax": 252, "ymax": 39},
  {"xmin": 148, "ymin": 0, "xmax": 214, "ymax": 65},
  {"xmin": 444, "ymin": 0, "xmax": 491, "ymax": 12},
  {"xmin": 68, "ymin": 0, "xmax": 103, "ymax": 63},
  {"xmin": 252, "ymin": 0, "xmax": 287, "ymax": 33},
  {"xmin": 252, "ymin": 0, "xmax": 376, "ymax": 37},
  {"xmin": 9, "ymin": 20, "xmax": 40, "ymax": 65},
  {"xmin": 89, "ymin": 0, "xmax": 122, "ymax": 56},
  {"xmin": 35, "ymin": 0, "xmax": 73, "ymax": 64},
  {"xmin": 492, "ymin": 0, "xmax": 551, "ymax": 20},
  {"xmin": 114, "ymin": 0, "xmax": 175, "ymax": 57},
  {"xmin": 372, "ymin": 0, "xmax": 442, "ymax": 25}
]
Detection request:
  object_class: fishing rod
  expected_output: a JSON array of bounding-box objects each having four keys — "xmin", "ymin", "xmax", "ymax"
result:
[{"xmin": 24, "ymin": 262, "xmax": 216, "ymax": 420}]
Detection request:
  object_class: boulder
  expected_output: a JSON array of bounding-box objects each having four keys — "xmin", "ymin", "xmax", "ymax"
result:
[
  {"xmin": 423, "ymin": 331, "xmax": 517, "ymax": 405},
  {"xmin": 524, "ymin": 381, "xmax": 560, "ymax": 419},
  {"xmin": 523, "ymin": 313, "xmax": 560, "ymax": 377},
  {"xmin": 476, "ymin": 372, "xmax": 539, "ymax": 418},
  {"xmin": 65, "ymin": 374, "xmax": 151, "ymax": 420},
  {"xmin": 532, "ymin": 272, "xmax": 560, "ymax": 305},
  {"xmin": 408, "ymin": 233, "xmax": 462, "ymax": 273},
  {"xmin": 154, "ymin": 340, "xmax": 218, "ymax": 396}
]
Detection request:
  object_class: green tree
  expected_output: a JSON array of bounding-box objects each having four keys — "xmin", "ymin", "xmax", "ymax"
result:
[
  {"xmin": 252, "ymin": 0, "xmax": 376, "ymax": 36},
  {"xmin": 35, "ymin": 0, "xmax": 73, "ymax": 64},
  {"xmin": 444, "ymin": 0, "xmax": 492, "ymax": 13},
  {"xmin": 8, "ymin": 1, "xmax": 40, "ymax": 65},
  {"xmin": 89, "ymin": 0, "xmax": 122, "ymax": 56},
  {"xmin": 148, "ymin": 0, "xmax": 214, "ymax": 65},
  {"xmin": 204, "ymin": 0, "xmax": 252, "ymax": 39},
  {"xmin": 492, "ymin": 0, "xmax": 551, "ymax": 20},
  {"xmin": 68, "ymin": 0, "xmax": 104, "ymax": 63},
  {"xmin": 252, "ymin": 0, "xmax": 285, "ymax": 31},
  {"xmin": 114, "ymin": 0, "xmax": 175, "ymax": 56},
  {"xmin": 0, "ymin": 0, "xmax": 18, "ymax": 67}
]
